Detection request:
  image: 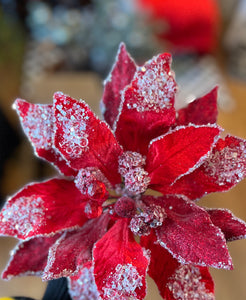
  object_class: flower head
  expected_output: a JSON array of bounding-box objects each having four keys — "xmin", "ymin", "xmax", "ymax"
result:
[{"xmin": 1, "ymin": 43, "xmax": 246, "ymax": 300}]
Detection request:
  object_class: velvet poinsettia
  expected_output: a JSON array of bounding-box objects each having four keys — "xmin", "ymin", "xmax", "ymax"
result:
[{"xmin": 1, "ymin": 43, "xmax": 246, "ymax": 300}]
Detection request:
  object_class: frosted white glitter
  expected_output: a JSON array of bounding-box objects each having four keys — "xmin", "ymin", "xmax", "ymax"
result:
[
  {"xmin": 203, "ymin": 141, "xmax": 246, "ymax": 185},
  {"xmin": 126, "ymin": 56, "xmax": 176, "ymax": 113},
  {"xmin": 68, "ymin": 266, "xmax": 99, "ymax": 300},
  {"xmin": 22, "ymin": 105, "xmax": 53, "ymax": 150},
  {"xmin": 1, "ymin": 196, "xmax": 45, "ymax": 238},
  {"xmin": 56, "ymin": 101, "xmax": 89, "ymax": 158},
  {"xmin": 167, "ymin": 265, "xmax": 215, "ymax": 300},
  {"xmin": 103, "ymin": 263, "xmax": 143, "ymax": 300}
]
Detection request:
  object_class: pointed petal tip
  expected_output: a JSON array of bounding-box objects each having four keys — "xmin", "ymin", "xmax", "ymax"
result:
[
  {"xmin": 215, "ymin": 256, "xmax": 233, "ymax": 270},
  {"xmin": 13, "ymin": 98, "xmax": 29, "ymax": 114},
  {"xmin": 12, "ymin": 98, "xmax": 24, "ymax": 110},
  {"xmin": 119, "ymin": 41, "xmax": 126, "ymax": 50},
  {"xmin": 1, "ymin": 270, "xmax": 10, "ymax": 281}
]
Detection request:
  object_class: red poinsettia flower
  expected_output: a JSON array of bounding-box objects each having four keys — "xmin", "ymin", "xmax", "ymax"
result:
[{"xmin": 1, "ymin": 43, "xmax": 246, "ymax": 300}]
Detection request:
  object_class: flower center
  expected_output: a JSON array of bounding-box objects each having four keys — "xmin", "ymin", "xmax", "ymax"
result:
[
  {"xmin": 75, "ymin": 152, "xmax": 152, "ymax": 221},
  {"xmin": 129, "ymin": 204, "xmax": 167, "ymax": 236},
  {"xmin": 118, "ymin": 151, "xmax": 150, "ymax": 196}
]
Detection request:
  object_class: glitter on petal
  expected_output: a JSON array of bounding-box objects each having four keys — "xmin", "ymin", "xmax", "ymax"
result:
[
  {"xmin": 114, "ymin": 52, "xmax": 177, "ymax": 154},
  {"xmin": 14, "ymin": 99, "xmax": 76, "ymax": 176},
  {"xmin": 162, "ymin": 135, "xmax": 246, "ymax": 200},
  {"xmin": 0, "ymin": 179, "xmax": 88, "ymax": 239},
  {"xmin": 103, "ymin": 263, "xmax": 143, "ymax": 299},
  {"xmin": 68, "ymin": 262, "xmax": 100, "ymax": 300},
  {"xmin": 101, "ymin": 43, "xmax": 137, "ymax": 128},
  {"xmin": 93, "ymin": 219, "xmax": 149, "ymax": 300},
  {"xmin": 167, "ymin": 265, "xmax": 215, "ymax": 300},
  {"xmin": 54, "ymin": 92, "xmax": 123, "ymax": 185}
]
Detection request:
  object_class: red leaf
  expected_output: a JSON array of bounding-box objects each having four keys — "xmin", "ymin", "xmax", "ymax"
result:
[
  {"xmin": 141, "ymin": 230, "xmax": 179, "ymax": 290},
  {"xmin": 2, "ymin": 234, "xmax": 60, "ymax": 280},
  {"xmin": 43, "ymin": 213, "xmax": 110, "ymax": 280},
  {"xmin": 207, "ymin": 208, "xmax": 246, "ymax": 242},
  {"xmin": 141, "ymin": 230, "xmax": 215, "ymax": 299},
  {"xmin": 146, "ymin": 124, "xmax": 221, "ymax": 187},
  {"xmin": 14, "ymin": 99, "xmax": 76, "ymax": 176},
  {"xmin": 176, "ymin": 87, "xmax": 218, "ymax": 126},
  {"xmin": 68, "ymin": 262, "xmax": 99, "ymax": 300},
  {"xmin": 93, "ymin": 219, "xmax": 150, "ymax": 300},
  {"xmin": 114, "ymin": 53, "xmax": 177, "ymax": 155},
  {"xmin": 101, "ymin": 43, "xmax": 136, "ymax": 128},
  {"xmin": 165, "ymin": 265, "xmax": 215, "ymax": 300},
  {"xmin": 53, "ymin": 92, "xmax": 123, "ymax": 185},
  {"xmin": 143, "ymin": 195, "xmax": 233, "ymax": 269},
  {"xmin": 0, "ymin": 179, "xmax": 88, "ymax": 239},
  {"xmin": 161, "ymin": 135, "xmax": 246, "ymax": 199}
]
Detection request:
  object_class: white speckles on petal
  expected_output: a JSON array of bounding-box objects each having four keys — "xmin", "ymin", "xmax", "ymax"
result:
[
  {"xmin": 103, "ymin": 263, "xmax": 143, "ymax": 300},
  {"xmin": 167, "ymin": 265, "xmax": 215, "ymax": 300},
  {"xmin": 68, "ymin": 265, "xmax": 100, "ymax": 300},
  {"xmin": 127, "ymin": 56, "xmax": 177, "ymax": 113},
  {"xmin": 56, "ymin": 102, "xmax": 89, "ymax": 158},
  {"xmin": 22, "ymin": 105, "xmax": 53, "ymax": 150},
  {"xmin": 1, "ymin": 196, "xmax": 45, "ymax": 238},
  {"xmin": 203, "ymin": 142, "xmax": 246, "ymax": 186}
]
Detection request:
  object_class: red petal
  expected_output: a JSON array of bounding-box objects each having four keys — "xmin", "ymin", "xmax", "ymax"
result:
[
  {"xmin": 14, "ymin": 99, "xmax": 76, "ymax": 176},
  {"xmin": 53, "ymin": 92, "xmax": 122, "ymax": 185},
  {"xmin": 161, "ymin": 135, "xmax": 246, "ymax": 199},
  {"xmin": 0, "ymin": 179, "xmax": 88, "ymax": 239},
  {"xmin": 165, "ymin": 265, "xmax": 215, "ymax": 300},
  {"xmin": 68, "ymin": 262, "xmax": 99, "ymax": 300},
  {"xmin": 141, "ymin": 230, "xmax": 215, "ymax": 299},
  {"xmin": 93, "ymin": 219, "xmax": 150, "ymax": 300},
  {"xmin": 207, "ymin": 208, "xmax": 246, "ymax": 242},
  {"xmin": 101, "ymin": 43, "xmax": 136, "ymax": 128},
  {"xmin": 143, "ymin": 195, "xmax": 233, "ymax": 269},
  {"xmin": 43, "ymin": 213, "xmax": 110, "ymax": 280},
  {"xmin": 114, "ymin": 53, "xmax": 177, "ymax": 155},
  {"xmin": 146, "ymin": 124, "xmax": 221, "ymax": 188},
  {"xmin": 2, "ymin": 234, "xmax": 60, "ymax": 280},
  {"xmin": 141, "ymin": 230, "xmax": 179, "ymax": 291},
  {"xmin": 176, "ymin": 87, "xmax": 218, "ymax": 126}
]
